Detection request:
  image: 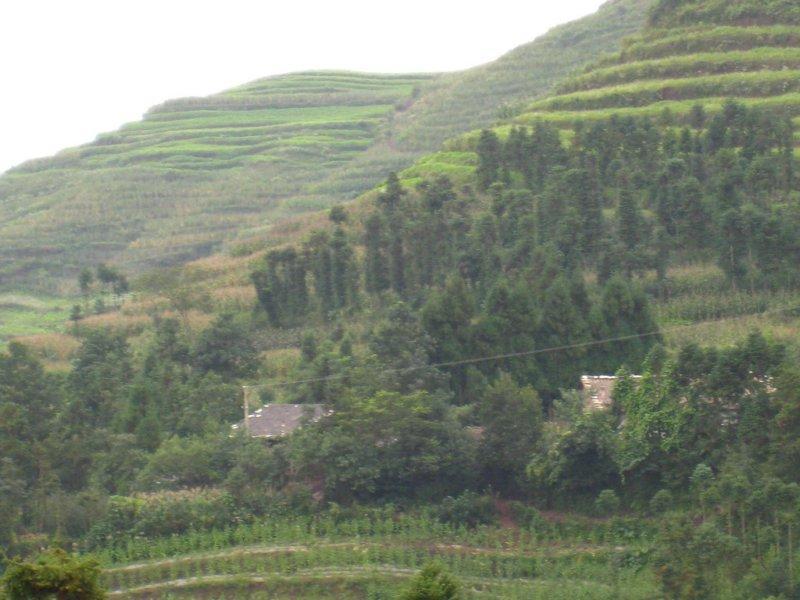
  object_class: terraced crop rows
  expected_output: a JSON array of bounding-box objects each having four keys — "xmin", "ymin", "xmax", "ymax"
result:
[
  {"xmin": 96, "ymin": 514, "xmax": 657, "ymax": 599},
  {"xmin": 0, "ymin": 72, "xmax": 437, "ymax": 289},
  {"xmin": 518, "ymin": 23, "xmax": 800, "ymax": 125}
]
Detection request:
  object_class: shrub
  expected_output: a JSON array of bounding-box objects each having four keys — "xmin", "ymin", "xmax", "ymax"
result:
[
  {"xmin": 2, "ymin": 548, "xmax": 106, "ymax": 599},
  {"xmin": 650, "ymin": 489, "xmax": 675, "ymax": 515},
  {"xmin": 435, "ymin": 492, "xmax": 497, "ymax": 528},
  {"xmin": 400, "ymin": 562, "xmax": 461, "ymax": 600},
  {"xmin": 595, "ymin": 489, "xmax": 621, "ymax": 517}
]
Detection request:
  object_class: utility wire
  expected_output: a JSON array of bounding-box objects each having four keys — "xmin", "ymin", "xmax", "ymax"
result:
[{"xmin": 244, "ymin": 303, "xmax": 799, "ymax": 391}]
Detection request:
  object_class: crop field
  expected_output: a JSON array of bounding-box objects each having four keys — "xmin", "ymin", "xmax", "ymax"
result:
[
  {"xmin": 0, "ymin": 293, "xmax": 70, "ymax": 345},
  {"xmin": 96, "ymin": 513, "xmax": 658, "ymax": 599},
  {"xmin": 598, "ymin": 25, "xmax": 800, "ymax": 64},
  {"xmin": 515, "ymin": 20, "xmax": 800, "ymax": 125},
  {"xmin": 0, "ymin": 72, "xmax": 442, "ymax": 292}
]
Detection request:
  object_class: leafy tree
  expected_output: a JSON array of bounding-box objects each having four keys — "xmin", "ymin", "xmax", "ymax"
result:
[
  {"xmin": 252, "ymin": 247, "xmax": 309, "ymax": 326},
  {"xmin": 328, "ymin": 205, "xmax": 347, "ymax": 224},
  {"xmin": 653, "ymin": 515, "xmax": 743, "ymax": 600},
  {"xmin": 291, "ymin": 391, "xmax": 474, "ymax": 502},
  {"xmin": 528, "ymin": 411, "xmax": 619, "ymax": 500},
  {"xmin": 78, "ymin": 268, "xmax": 94, "ymax": 298},
  {"xmin": 377, "ymin": 172, "xmax": 405, "ymax": 214},
  {"xmin": 330, "ymin": 226, "xmax": 359, "ymax": 310},
  {"xmin": 478, "ymin": 372, "xmax": 542, "ymax": 493},
  {"xmin": 193, "ymin": 313, "xmax": 258, "ymax": 380}
]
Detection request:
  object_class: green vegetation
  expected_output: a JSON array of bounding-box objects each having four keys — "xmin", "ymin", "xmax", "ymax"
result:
[
  {"xmin": 6, "ymin": 0, "xmax": 800, "ymax": 598},
  {"xmin": 0, "ymin": 294, "xmax": 71, "ymax": 344},
  {"xmin": 608, "ymin": 25, "xmax": 800, "ymax": 64},
  {"xmin": 2, "ymin": 549, "xmax": 105, "ymax": 599},
  {"xmin": 558, "ymin": 47, "xmax": 800, "ymax": 93},
  {"xmin": 4, "ymin": 92, "xmax": 800, "ymax": 597},
  {"xmin": 516, "ymin": 5, "xmax": 800, "ymax": 128},
  {"xmin": 649, "ymin": 0, "xmax": 800, "ymax": 27},
  {"xmin": 0, "ymin": 0, "xmax": 649, "ymax": 314},
  {"xmin": 92, "ymin": 512, "xmax": 658, "ymax": 599}
]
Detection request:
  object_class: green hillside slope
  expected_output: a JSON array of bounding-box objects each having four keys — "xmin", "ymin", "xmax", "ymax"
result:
[
  {"xmin": 0, "ymin": 72, "xmax": 435, "ymax": 292},
  {"xmin": 513, "ymin": 0, "xmax": 800, "ymax": 126},
  {"xmin": 0, "ymin": 0, "xmax": 649, "ymax": 297}
]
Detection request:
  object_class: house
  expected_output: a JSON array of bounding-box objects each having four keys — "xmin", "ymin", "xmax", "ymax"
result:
[
  {"xmin": 231, "ymin": 404, "xmax": 329, "ymax": 439},
  {"xmin": 581, "ymin": 375, "xmax": 641, "ymax": 412}
]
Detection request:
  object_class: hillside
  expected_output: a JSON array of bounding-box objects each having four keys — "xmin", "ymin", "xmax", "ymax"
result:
[
  {"xmin": 389, "ymin": 0, "xmax": 651, "ymax": 150},
  {"xmin": 6, "ymin": 1, "xmax": 800, "ymax": 598},
  {"xmin": 513, "ymin": 0, "xmax": 800, "ymax": 126},
  {"xmin": 0, "ymin": 0, "xmax": 649, "ymax": 302}
]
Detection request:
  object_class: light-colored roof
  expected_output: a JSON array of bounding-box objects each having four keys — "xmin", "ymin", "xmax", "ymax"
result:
[{"xmin": 231, "ymin": 404, "xmax": 329, "ymax": 438}]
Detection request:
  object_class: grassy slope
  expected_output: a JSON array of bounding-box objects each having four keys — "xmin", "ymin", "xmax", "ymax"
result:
[
  {"xmin": 516, "ymin": 21, "xmax": 800, "ymax": 124},
  {"xmin": 0, "ymin": 72, "xmax": 435, "ymax": 294},
  {"xmin": 0, "ymin": 0, "xmax": 649, "ymax": 299}
]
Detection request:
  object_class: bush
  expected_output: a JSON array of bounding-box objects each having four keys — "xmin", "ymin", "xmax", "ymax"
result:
[
  {"xmin": 435, "ymin": 492, "xmax": 497, "ymax": 528},
  {"xmin": 650, "ymin": 489, "xmax": 674, "ymax": 514},
  {"xmin": 507, "ymin": 501, "xmax": 548, "ymax": 531},
  {"xmin": 595, "ymin": 489, "xmax": 621, "ymax": 517},
  {"xmin": 2, "ymin": 548, "xmax": 106, "ymax": 599},
  {"xmin": 400, "ymin": 562, "xmax": 461, "ymax": 600}
]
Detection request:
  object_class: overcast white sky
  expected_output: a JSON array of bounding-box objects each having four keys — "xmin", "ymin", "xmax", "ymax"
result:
[{"xmin": 0, "ymin": 0, "xmax": 605, "ymax": 174}]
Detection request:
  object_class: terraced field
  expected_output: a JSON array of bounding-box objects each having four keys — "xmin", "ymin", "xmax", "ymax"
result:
[
  {"xmin": 95, "ymin": 514, "xmax": 658, "ymax": 599},
  {"xmin": 0, "ymin": 72, "xmax": 436, "ymax": 292},
  {"xmin": 0, "ymin": 0, "xmax": 651, "ymax": 302},
  {"xmin": 516, "ymin": 20, "xmax": 800, "ymax": 125}
]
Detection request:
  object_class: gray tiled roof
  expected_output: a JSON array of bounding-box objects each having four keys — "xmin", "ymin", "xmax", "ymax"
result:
[{"xmin": 231, "ymin": 404, "xmax": 328, "ymax": 438}]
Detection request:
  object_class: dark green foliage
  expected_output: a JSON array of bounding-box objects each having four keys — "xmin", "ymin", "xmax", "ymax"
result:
[
  {"xmin": 252, "ymin": 247, "xmax": 309, "ymax": 326},
  {"xmin": 435, "ymin": 492, "xmax": 497, "ymax": 528},
  {"xmin": 595, "ymin": 489, "xmax": 621, "ymax": 516},
  {"xmin": 529, "ymin": 411, "xmax": 620, "ymax": 499},
  {"xmin": 477, "ymin": 373, "xmax": 542, "ymax": 493},
  {"xmin": 192, "ymin": 313, "xmax": 258, "ymax": 380},
  {"xmin": 2, "ymin": 548, "xmax": 106, "ymax": 599},
  {"xmin": 290, "ymin": 391, "xmax": 475, "ymax": 503},
  {"xmin": 653, "ymin": 515, "xmax": 743, "ymax": 600},
  {"xmin": 476, "ymin": 129, "xmax": 501, "ymax": 190},
  {"xmin": 363, "ymin": 212, "xmax": 390, "ymax": 294}
]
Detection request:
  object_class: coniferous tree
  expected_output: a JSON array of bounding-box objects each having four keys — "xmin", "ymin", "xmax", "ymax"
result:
[
  {"xmin": 363, "ymin": 213, "xmax": 390, "ymax": 294},
  {"xmin": 305, "ymin": 232, "xmax": 334, "ymax": 314},
  {"xmin": 330, "ymin": 226, "xmax": 358, "ymax": 310},
  {"xmin": 476, "ymin": 129, "xmax": 501, "ymax": 190}
]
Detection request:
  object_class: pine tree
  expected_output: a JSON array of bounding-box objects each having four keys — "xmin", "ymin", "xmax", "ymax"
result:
[
  {"xmin": 378, "ymin": 172, "xmax": 405, "ymax": 214},
  {"xmin": 363, "ymin": 213, "xmax": 389, "ymax": 294},
  {"xmin": 306, "ymin": 232, "xmax": 334, "ymax": 314},
  {"xmin": 330, "ymin": 226, "xmax": 358, "ymax": 310},
  {"xmin": 476, "ymin": 129, "xmax": 501, "ymax": 190},
  {"xmin": 617, "ymin": 182, "xmax": 641, "ymax": 252}
]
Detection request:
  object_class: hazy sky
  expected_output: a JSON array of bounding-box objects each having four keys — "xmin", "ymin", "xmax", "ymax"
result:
[{"xmin": 0, "ymin": 0, "xmax": 605, "ymax": 174}]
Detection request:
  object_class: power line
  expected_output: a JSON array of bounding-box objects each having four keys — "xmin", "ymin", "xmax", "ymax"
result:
[{"xmin": 245, "ymin": 303, "xmax": 799, "ymax": 391}]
